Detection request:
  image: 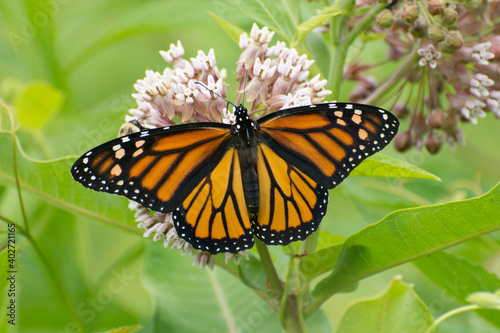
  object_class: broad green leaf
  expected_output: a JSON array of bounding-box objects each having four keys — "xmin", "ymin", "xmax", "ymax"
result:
[
  {"xmin": 142, "ymin": 242, "xmax": 332, "ymax": 332},
  {"xmin": 294, "ymin": 7, "xmax": 344, "ymax": 46},
  {"xmin": 299, "ymin": 245, "xmax": 342, "ymax": 281},
  {"xmin": 299, "ymin": 232, "xmax": 345, "ymax": 281},
  {"xmin": 208, "ymin": 11, "xmax": 246, "ymax": 44},
  {"xmin": 14, "ymin": 81, "xmax": 64, "ymax": 129},
  {"xmin": 237, "ymin": 0, "xmax": 293, "ymax": 39},
  {"xmin": 352, "ymin": 154, "xmax": 441, "ymax": 180},
  {"xmin": 316, "ymin": 231, "xmax": 346, "ymax": 251},
  {"xmin": 336, "ymin": 278, "xmax": 433, "ymax": 333},
  {"xmin": 312, "ymin": 183, "xmax": 500, "ymax": 301},
  {"xmin": 0, "ymin": 133, "xmax": 138, "ymax": 233},
  {"xmin": 237, "ymin": 253, "xmax": 269, "ymax": 291},
  {"xmin": 414, "ymin": 252, "xmax": 500, "ymax": 327}
]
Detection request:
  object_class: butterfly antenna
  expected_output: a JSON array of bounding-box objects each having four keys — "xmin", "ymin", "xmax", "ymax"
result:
[
  {"xmin": 242, "ymin": 70, "xmax": 248, "ymax": 105},
  {"xmin": 195, "ymin": 81, "xmax": 237, "ymax": 108}
]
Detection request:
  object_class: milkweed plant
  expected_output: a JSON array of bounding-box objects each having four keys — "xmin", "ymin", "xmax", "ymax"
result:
[
  {"xmin": 120, "ymin": 1, "xmax": 500, "ymax": 332},
  {"xmin": 1, "ymin": 0, "xmax": 499, "ymax": 333}
]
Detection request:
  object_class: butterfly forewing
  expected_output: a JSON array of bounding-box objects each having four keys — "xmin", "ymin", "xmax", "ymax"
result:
[
  {"xmin": 71, "ymin": 124, "xmax": 233, "ymax": 213},
  {"xmin": 172, "ymin": 148, "xmax": 254, "ymax": 254},
  {"xmin": 257, "ymin": 103, "xmax": 399, "ymax": 188},
  {"xmin": 252, "ymin": 143, "xmax": 328, "ymax": 245}
]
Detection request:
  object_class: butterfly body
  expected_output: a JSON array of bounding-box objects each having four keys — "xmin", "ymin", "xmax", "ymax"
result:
[
  {"xmin": 72, "ymin": 102, "xmax": 399, "ymax": 254},
  {"xmin": 232, "ymin": 105, "xmax": 261, "ymax": 217}
]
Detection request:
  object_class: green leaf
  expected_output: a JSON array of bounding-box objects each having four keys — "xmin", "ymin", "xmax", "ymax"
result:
[
  {"xmin": 208, "ymin": 11, "xmax": 246, "ymax": 44},
  {"xmin": 142, "ymin": 242, "xmax": 284, "ymax": 332},
  {"xmin": 414, "ymin": 252, "xmax": 500, "ymax": 327},
  {"xmin": 237, "ymin": 253, "xmax": 269, "ymax": 291},
  {"xmin": 312, "ymin": 182, "xmax": 500, "ymax": 300},
  {"xmin": 336, "ymin": 278, "xmax": 433, "ymax": 333},
  {"xmin": 299, "ymin": 232, "xmax": 345, "ymax": 281},
  {"xmin": 14, "ymin": 81, "xmax": 64, "ymax": 129},
  {"xmin": 0, "ymin": 133, "xmax": 138, "ymax": 233},
  {"xmin": 299, "ymin": 245, "xmax": 342, "ymax": 281},
  {"xmin": 352, "ymin": 154, "xmax": 441, "ymax": 181},
  {"xmin": 294, "ymin": 7, "xmax": 344, "ymax": 46},
  {"xmin": 237, "ymin": 0, "xmax": 293, "ymax": 39}
]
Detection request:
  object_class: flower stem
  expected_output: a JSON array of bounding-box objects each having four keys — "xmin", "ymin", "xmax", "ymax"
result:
[
  {"xmin": 254, "ymin": 239, "xmax": 305, "ymax": 332},
  {"xmin": 329, "ymin": 3, "xmax": 388, "ymax": 100},
  {"xmin": 424, "ymin": 305, "xmax": 481, "ymax": 333},
  {"xmin": 362, "ymin": 43, "xmax": 422, "ymax": 105},
  {"xmin": 1, "ymin": 99, "xmax": 86, "ymax": 332},
  {"xmin": 255, "ymin": 239, "xmax": 283, "ymax": 295}
]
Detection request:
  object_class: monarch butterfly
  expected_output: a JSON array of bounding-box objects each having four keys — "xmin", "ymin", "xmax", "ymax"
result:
[{"xmin": 71, "ymin": 102, "xmax": 398, "ymax": 254}]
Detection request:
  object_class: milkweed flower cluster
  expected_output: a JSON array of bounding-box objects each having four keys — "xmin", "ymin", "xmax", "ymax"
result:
[
  {"xmin": 126, "ymin": 24, "xmax": 331, "ymax": 269},
  {"xmin": 345, "ymin": 0, "xmax": 500, "ymax": 154}
]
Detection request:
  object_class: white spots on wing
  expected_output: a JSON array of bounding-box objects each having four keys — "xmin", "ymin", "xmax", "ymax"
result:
[
  {"xmin": 140, "ymin": 131, "xmax": 150, "ymax": 137},
  {"xmin": 83, "ymin": 157, "xmax": 89, "ymax": 164},
  {"xmin": 121, "ymin": 136, "xmax": 130, "ymax": 143},
  {"xmin": 358, "ymin": 128, "xmax": 368, "ymax": 140},
  {"xmin": 117, "ymin": 180, "xmax": 124, "ymax": 186},
  {"xmin": 346, "ymin": 104, "xmax": 353, "ymax": 109},
  {"xmin": 85, "ymin": 151, "xmax": 93, "ymax": 156},
  {"xmin": 337, "ymin": 119, "xmax": 347, "ymax": 126},
  {"xmin": 132, "ymin": 148, "xmax": 144, "ymax": 157},
  {"xmin": 112, "ymin": 144, "xmax": 121, "ymax": 151},
  {"xmin": 351, "ymin": 114, "xmax": 362, "ymax": 124},
  {"xmin": 110, "ymin": 164, "xmax": 122, "ymax": 176},
  {"xmin": 115, "ymin": 148, "xmax": 125, "ymax": 159}
]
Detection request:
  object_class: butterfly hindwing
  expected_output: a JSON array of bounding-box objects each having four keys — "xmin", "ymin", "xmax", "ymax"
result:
[
  {"xmin": 252, "ymin": 143, "xmax": 328, "ymax": 245},
  {"xmin": 258, "ymin": 103, "xmax": 399, "ymax": 188},
  {"xmin": 71, "ymin": 124, "xmax": 233, "ymax": 213},
  {"xmin": 172, "ymin": 148, "xmax": 254, "ymax": 254}
]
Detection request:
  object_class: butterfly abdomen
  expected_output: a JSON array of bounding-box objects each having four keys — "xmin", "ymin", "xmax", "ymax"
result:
[
  {"xmin": 238, "ymin": 137, "xmax": 260, "ymax": 217},
  {"xmin": 234, "ymin": 106, "xmax": 260, "ymax": 217}
]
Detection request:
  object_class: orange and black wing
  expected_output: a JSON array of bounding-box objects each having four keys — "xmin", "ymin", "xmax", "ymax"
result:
[
  {"xmin": 257, "ymin": 102, "xmax": 399, "ymax": 189},
  {"xmin": 252, "ymin": 102, "xmax": 398, "ymax": 244},
  {"xmin": 71, "ymin": 123, "xmax": 233, "ymax": 213},
  {"xmin": 252, "ymin": 143, "xmax": 328, "ymax": 245},
  {"xmin": 172, "ymin": 148, "xmax": 254, "ymax": 254}
]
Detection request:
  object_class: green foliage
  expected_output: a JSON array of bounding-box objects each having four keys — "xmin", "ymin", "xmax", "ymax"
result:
[
  {"xmin": 336, "ymin": 278, "xmax": 433, "ymax": 333},
  {"xmin": 0, "ymin": 0, "xmax": 499, "ymax": 332}
]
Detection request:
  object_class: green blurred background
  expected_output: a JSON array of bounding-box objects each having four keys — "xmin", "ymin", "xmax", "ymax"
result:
[{"xmin": 0, "ymin": 0, "xmax": 499, "ymax": 332}]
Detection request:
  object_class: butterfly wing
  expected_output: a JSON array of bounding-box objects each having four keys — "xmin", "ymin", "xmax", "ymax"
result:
[
  {"xmin": 172, "ymin": 148, "xmax": 254, "ymax": 254},
  {"xmin": 252, "ymin": 102, "xmax": 399, "ymax": 245},
  {"xmin": 71, "ymin": 123, "xmax": 233, "ymax": 213},
  {"xmin": 252, "ymin": 143, "xmax": 328, "ymax": 245},
  {"xmin": 257, "ymin": 102, "xmax": 399, "ymax": 188}
]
